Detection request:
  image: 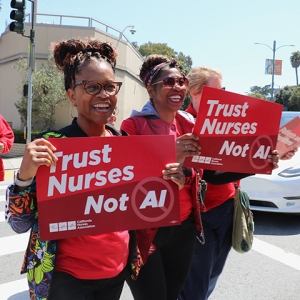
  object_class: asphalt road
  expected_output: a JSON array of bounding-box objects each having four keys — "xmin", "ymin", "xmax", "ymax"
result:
[{"xmin": 1, "ymin": 176, "xmax": 300, "ymax": 300}]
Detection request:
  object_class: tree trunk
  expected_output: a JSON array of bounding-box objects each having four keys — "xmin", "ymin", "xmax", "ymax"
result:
[{"xmin": 296, "ymin": 67, "xmax": 299, "ymax": 85}]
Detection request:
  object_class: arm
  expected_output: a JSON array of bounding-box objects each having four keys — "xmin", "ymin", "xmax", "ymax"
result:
[
  {"xmin": 5, "ymin": 182, "xmax": 37, "ymax": 233},
  {"xmin": 0, "ymin": 115, "xmax": 14, "ymax": 154},
  {"xmin": 5, "ymin": 138, "xmax": 58, "ymax": 234},
  {"xmin": 203, "ymin": 170, "xmax": 254, "ymax": 185},
  {"xmin": 120, "ymin": 118, "xmax": 138, "ymax": 136},
  {"xmin": 203, "ymin": 150, "xmax": 280, "ymax": 184}
]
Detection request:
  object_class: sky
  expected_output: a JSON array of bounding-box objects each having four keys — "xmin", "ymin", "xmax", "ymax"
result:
[{"xmin": 1, "ymin": 0, "xmax": 299, "ymax": 96}]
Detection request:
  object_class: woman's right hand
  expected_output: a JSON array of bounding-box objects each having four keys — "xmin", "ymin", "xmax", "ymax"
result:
[
  {"xmin": 18, "ymin": 138, "xmax": 58, "ymax": 180},
  {"xmin": 176, "ymin": 133, "xmax": 201, "ymax": 163}
]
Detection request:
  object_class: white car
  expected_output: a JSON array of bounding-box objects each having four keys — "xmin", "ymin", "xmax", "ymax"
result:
[{"xmin": 241, "ymin": 111, "xmax": 300, "ymax": 213}]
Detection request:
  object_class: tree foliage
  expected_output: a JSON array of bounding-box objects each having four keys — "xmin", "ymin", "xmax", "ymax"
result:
[
  {"xmin": 247, "ymin": 92, "xmax": 266, "ymax": 100},
  {"xmin": 290, "ymin": 51, "xmax": 300, "ymax": 85},
  {"xmin": 275, "ymin": 85, "xmax": 300, "ymax": 111},
  {"xmin": 14, "ymin": 56, "xmax": 68, "ymax": 130},
  {"xmin": 248, "ymin": 85, "xmax": 272, "ymax": 98},
  {"xmin": 136, "ymin": 42, "xmax": 193, "ymax": 75},
  {"xmin": 288, "ymin": 86, "xmax": 300, "ymax": 111}
]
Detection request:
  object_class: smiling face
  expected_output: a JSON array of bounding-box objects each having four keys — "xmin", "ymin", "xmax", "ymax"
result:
[
  {"xmin": 148, "ymin": 67, "xmax": 187, "ymax": 121},
  {"xmin": 67, "ymin": 60, "xmax": 117, "ymax": 135}
]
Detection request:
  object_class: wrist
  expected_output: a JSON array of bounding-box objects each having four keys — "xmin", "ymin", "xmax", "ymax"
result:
[{"xmin": 14, "ymin": 170, "xmax": 34, "ymax": 187}]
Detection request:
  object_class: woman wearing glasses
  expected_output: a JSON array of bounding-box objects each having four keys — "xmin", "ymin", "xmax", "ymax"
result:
[
  {"xmin": 5, "ymin": 39, "xmax": 184, "ymax": 300},
  {"xmin": 120, "ymin": 55, "xmax": 260, "ymax": 300}
]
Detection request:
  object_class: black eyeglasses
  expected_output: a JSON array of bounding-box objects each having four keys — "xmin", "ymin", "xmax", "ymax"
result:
[
  {"xmin": 73, "ymin": 80, "xmax": 122, "ymax": 96},
  {"xmin": 151, "ymin": 77, "xmax": 189, "ymax": 88}
]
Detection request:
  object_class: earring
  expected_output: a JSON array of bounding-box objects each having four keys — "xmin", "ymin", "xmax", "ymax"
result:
[
  {"xmin": 70, "ymin": 104, "xmax": 78, "ymax": 118},
  {"xmin": 113, "ymin": 106, "xmax": 119, "ymax": 116}
]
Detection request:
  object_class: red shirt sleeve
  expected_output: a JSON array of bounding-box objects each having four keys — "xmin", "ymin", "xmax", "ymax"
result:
[
  {"xmin": 0, "ymin": 115, "xmax": 14, "ymax": 154},
  {"xmin": 120, "ymin": 118, "xmax": 138, "ymax": 136}
]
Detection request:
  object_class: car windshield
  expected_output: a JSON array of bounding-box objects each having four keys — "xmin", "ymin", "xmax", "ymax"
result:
[{"xmin": 280, "ymin": 112, "xmax": 300, "ymax": 127}]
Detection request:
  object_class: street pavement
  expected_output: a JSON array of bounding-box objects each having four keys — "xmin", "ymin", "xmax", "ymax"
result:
[{"xmin": 2, "ymin": 157, "xmax": 300, "ymax": 299}]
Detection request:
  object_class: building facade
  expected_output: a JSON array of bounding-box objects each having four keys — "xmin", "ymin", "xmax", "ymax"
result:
[{"xmin": 0, "ymin": 14, "xmax": 148, "ymax": 132}]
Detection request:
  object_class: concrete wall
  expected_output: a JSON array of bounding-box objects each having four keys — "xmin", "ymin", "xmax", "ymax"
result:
[{"xmin": 0, "ymin": 22, "xmax": 149, "ymax": 133}]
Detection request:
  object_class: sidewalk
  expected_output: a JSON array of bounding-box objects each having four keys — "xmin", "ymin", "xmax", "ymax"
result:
[{"xmin": 3, "ymin": 156, "xmax": 23, "ymax": 179}]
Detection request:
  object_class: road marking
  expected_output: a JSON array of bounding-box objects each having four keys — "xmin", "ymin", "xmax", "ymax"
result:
[
  {"xmin": 0, "ymin": 195, "xmax": 5, "ymax": 222},
  {"xmin": 0, "ymin": 278, "xmax": 28, "ymax": 299},
  {"xmin": 4, "ymin": 170, "xmax": 14, "ymax": 179},
  {"xmin": 0, "ymin": 212, "xmax": 5, "ymax": 222},
  {"xmin": 0, "ymin": 233, "xmax": 30, "ymax": 256},
  {"xmin": 253, "ymin": 237, "xmax": 300, "ymax": 271}
]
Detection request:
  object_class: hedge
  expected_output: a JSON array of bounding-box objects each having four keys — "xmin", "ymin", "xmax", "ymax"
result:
[{"xmin": 13, "ymin": 129, "xmax": 42, "ymax": 144}]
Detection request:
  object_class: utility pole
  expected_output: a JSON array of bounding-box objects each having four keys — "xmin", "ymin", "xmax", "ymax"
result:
[
  {"xmin": 26, "ymin": 0, "xmax": 35, "ymax": 144},
  {"xmin": 9, "ymin": 0, "xmax": 35, "ymax": 143}
]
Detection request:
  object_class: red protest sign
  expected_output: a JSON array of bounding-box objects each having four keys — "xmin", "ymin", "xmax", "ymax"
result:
[
  {"xmin": 276, "ymin": 116, "xmax": 300, "ymax": 158},
  {"xmin": 184, "ymin": 86, "xmax": 282, "ymax": 174},
  {"xmin": 36, "ymin": 135, "xmax": 180, "ymax": 241}
]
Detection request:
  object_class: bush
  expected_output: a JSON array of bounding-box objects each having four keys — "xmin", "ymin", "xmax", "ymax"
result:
[{"xmin": 13, "ymin": 129, "xmax": 42, "ymax": 144}]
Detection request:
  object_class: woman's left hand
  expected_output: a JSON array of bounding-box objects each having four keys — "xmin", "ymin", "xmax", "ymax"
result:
[
  {"xmin": 280, "ymin": 147, "xmax": 298, "ymax": 160},
  {"xmin": 267, "ymin": 150, "xmax": 279, "ymax": 170},
  {"xmin": 162, "ymin": 163, "xmax": 185, "ymax": 190}
]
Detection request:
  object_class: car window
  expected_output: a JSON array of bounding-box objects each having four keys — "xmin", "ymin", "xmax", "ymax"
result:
[{"xmin": 280, "ymin": 113, "xmax": 300, "ymax": 127}]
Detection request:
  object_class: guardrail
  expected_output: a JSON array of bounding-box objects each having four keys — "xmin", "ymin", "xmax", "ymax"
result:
[{"xmin": 25, "ymin": 13, "xmax": 136, "ymax": 49}]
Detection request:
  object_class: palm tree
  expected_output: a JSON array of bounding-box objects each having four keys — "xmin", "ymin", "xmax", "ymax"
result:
[{"xmin": 290, "ymin": 51, "xmax": 300, "ymax": 85}]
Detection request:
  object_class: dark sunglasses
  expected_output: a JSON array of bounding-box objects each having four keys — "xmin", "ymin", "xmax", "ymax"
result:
[
  {"xmin": 73, "ymin": 80, "xmax": 122, "ymax": 96},
  {"xmin": 151, "ymin": 76, "xmax": 189, "ymax": 88}
]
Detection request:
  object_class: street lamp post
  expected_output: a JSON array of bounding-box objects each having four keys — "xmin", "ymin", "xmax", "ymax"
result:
[
  {"xmin": 116, "ymin": 25, "xmax": 136, "ymax": 48},
  {"xmin": 254, "ymin": 40, "xmax": 295, "ymax": 100}
]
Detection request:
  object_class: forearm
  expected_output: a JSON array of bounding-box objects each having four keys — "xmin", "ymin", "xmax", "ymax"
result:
[
  {"xmin": 5, "ymin": 182, "xmax": 37, "ymax": 233},
  {"xmin": 203, "ymin": 170, "xmax": 254, "ymax": 185}
]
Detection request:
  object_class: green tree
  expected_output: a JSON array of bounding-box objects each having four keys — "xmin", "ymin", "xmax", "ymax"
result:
[
  {"xmin": 136, "ymin": 42, "xmax": 193, "ymax": 75},
  {"xmin": 290, "ymin": 51, "xmax": 300, "ymax": 85},
  {"xmin": 248, "ymin": 85, "xmax": 272, "ymax": 98},
  {"xmin": 14, "ymin": 56, "xmax": 68, "ymax": 130},
  {"xmin": 289, "ymin": 86, "xmax": 300, "ymax": 111},
  {"xmin": 247, "ymin": 92, "xmax": 266, "ymax": 100},
  {"xmin": 275, "ymin": 85, "xmax": 296, "ymax": 110}
]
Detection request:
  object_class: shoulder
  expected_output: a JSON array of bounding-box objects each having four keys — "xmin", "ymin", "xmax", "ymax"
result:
[
  {"xmin": 177, "ymin": 110, "xmax": 195, "ymax": 124},
  {"xmin": 120, "ymin": 118, "xmax": 138, "ymax": 135}
]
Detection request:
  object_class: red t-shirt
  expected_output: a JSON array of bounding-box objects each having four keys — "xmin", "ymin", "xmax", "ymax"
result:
[
  {"xmin": 55, "ymin": 231, "xmax": 129, "ymax": 279},
  {"xmin": 203, "ymin": 182, "xmax": 236, "ymax": 211},
  {"xmin": 55, "ymin": 129, "xmax": 129, "ymax": 279}
]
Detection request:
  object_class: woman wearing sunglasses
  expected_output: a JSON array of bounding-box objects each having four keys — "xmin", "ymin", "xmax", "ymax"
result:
[
  {"xmin": 5, "ymin": 40, "xmax": 184, "ymax": 300},
  {"xmin": 120, "ymin": 55, "xmax": 264, "ymax": 300}
]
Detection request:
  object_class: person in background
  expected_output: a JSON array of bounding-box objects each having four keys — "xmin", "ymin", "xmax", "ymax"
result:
[
  {"xmin": 120, "ymin": 56, "xmax": 279, "ymax": 300},
  {"xmin": 179, "ymin": 66, "xmax": 296, "ymax": 300},
  {"xmin": 5, "ymin": 38, "xmax": 184, "ymax": 300},
  {"xmin": 107, "ymin": 107, "xmax": 118, "ymax": 127},
  {"xmin": 0, "ymin": 114, "xmax": 14, "ymax": 181}
]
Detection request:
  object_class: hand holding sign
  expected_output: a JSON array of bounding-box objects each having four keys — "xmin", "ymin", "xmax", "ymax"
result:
[
  {"xmin": 184, "ymin": 86, "xmax": 283, "ymax": 174},
  {"xmin": 36, "ymin": 135, "xmax": 182, "ymax": 241}
]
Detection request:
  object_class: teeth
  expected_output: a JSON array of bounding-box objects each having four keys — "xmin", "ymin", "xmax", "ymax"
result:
[
  {"xmin": 93, "ymin": 103, "xmax": 109, "ymax": 108},
  {"xmin": 169, "ymin": 95, "xmax": 181, "ymax": 101}
]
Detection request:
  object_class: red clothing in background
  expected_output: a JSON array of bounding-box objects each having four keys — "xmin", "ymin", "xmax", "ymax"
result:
[{"xmin": 0, "ymin": 115, "xmax": 14, "ymax": 181}]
